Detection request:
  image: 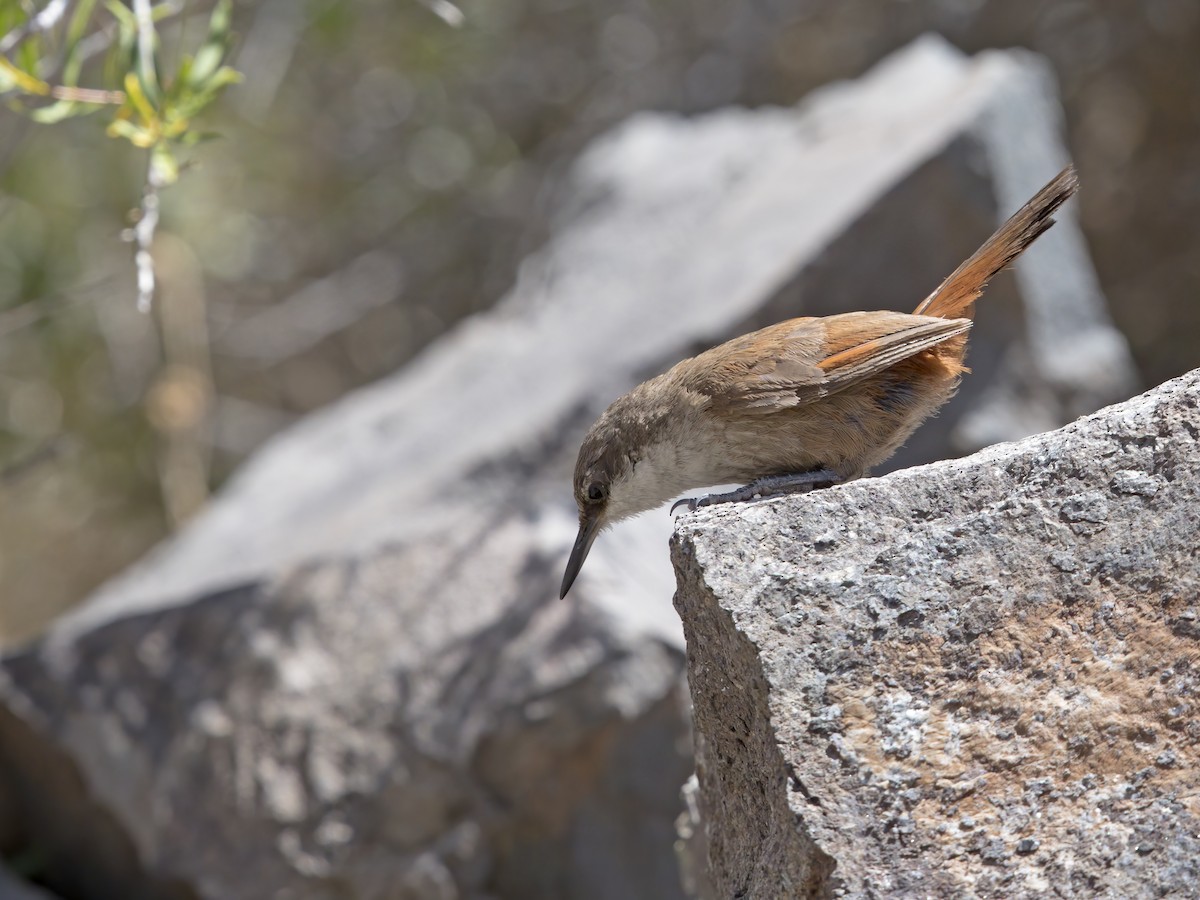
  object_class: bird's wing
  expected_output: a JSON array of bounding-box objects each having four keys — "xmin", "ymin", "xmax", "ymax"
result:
[{"xmin": 685, "ymin": 311, "xmax": 972, "ymax": 413}]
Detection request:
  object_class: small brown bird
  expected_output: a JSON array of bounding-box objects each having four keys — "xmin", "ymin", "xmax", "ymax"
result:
[{"xmin": 561, "ymin": 166, "xmax": 1079, "ymax": 598}]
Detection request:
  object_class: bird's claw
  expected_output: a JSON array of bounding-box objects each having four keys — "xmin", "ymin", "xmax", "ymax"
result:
[
  {"xmin": 670, "ymin": 469, "xmax": 843, "ymax": 516},
  {"xmin": 671, "ymin": 496, "xmax": 701, "ymax": 515}
]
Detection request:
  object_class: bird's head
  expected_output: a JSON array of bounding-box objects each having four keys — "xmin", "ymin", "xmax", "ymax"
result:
[
  {"xmin": 560, "ymin": 389, "xmax": 683, "ymax": 598},
  {"xmin": 560, "ymin": 422, "xmax": 626, "ymax": 599}
]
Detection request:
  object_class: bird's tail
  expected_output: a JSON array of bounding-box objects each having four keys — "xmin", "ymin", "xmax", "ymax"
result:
[{"xmin": 913, "ymin": 165, "xmax": 1078, "ymax": 321}]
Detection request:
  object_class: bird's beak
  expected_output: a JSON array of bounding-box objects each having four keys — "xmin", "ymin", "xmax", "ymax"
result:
[{"xmin": 560, "ymin": 513, "xmax": 601, "ymax": 599}]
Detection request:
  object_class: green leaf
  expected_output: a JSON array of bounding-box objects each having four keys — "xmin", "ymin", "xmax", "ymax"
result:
[
  {"xmin": 103, "ymin": 0, "xmax": 137, "ymax": 88},
  {"xmin": 161, "ymin": 111, "xmax": 189, "ymax": 138},
  {"xmin": 67, "ymin": 0, "xmax": 101, "ymax": 46},
  {"xmin": 178, "ymin": 129, "xmax": 221, "ymax": 146},
  {"xmin": 63, "ymin": 45, "xmax": 85, "ymax": 88},
  {"xmin": 30, "ymin": 100, "xmax": 96, "ymax": 123},
  {"xmin": 188, "ymin": 0, "xmax": 234, "ymax": 85},
  {"xmin": 123, "ymin": 70, "xmax": 157, "ymax": 125},
  {"xmin": 105, "ymin": 117, "xmax": 136, "ymax": 139},
  {"xmin": 63, "ymin": 0, "xmax": 101, "ymax": 86},
  {"xmin": 208, "ymin": 0, "xmax": 234, "ymax": 42},
  {"xmin": 106, "ymin": 116, "xmax": 152, "ymax": 146},
  {"xmin": 103, "ymin": 0, "xmax": 136, "ymax": 31},
  {"xmin": 174, "ymin": 66, "xmax": 241, "ymax": 119},
  {"xmin": 189, "ymin": 42, "xmax": 222, "ymax": 86},
  {"xmin": 0, "ymin": 58, "xmax": 51, "ymax": 96},
  {"xmin": 169, "ymin": 53, "xmax": 193, "ymax": 100},
  {"xmin": 204, "ymin": 65, "xmax": 243, "ymax": 92},
  {"xmin": 17, "ymin": 36, "xmax": 39, "ymax": 77},
  {"xmin": 103, "ymin": 35, "xmax": 133, "ymax": 89}
]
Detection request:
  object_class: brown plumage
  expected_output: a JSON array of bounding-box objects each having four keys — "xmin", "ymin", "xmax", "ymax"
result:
[{"xmin": 561, "ymin": 165, "xmax": 1079, "ymax": 597}]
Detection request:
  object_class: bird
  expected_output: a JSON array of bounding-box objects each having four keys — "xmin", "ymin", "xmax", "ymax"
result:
[{"xmin": 560, "ymin": 165, "xmax": 1079, "ymax": 598}]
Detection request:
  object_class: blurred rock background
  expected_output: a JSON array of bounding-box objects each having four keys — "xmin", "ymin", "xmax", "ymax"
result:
[{"xmin": 0, "ymin": 0, "xmax": 1196, "ymax": 642}]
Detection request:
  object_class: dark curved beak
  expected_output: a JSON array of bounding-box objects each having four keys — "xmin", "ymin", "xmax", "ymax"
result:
[{"xmin": 560, "ymin": 514, "xmax": 601, "ymax": 599}]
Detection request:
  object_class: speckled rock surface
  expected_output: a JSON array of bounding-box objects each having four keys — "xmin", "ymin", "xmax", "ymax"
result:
[
  {"xmin": 672, "ymin": 369, "xmax": 1200, "ymax": 898},
  {"xmin": 2, "ymin": 551, "xmax": 691, "ymax": 900}
]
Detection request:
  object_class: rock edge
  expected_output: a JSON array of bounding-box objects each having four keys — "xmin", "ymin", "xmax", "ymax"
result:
[{"xmin": 673, "ymin": 370, "xmax": 1200, "ymax": 898}]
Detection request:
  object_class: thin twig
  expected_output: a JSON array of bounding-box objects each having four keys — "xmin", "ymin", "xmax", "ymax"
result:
[
  {"xmin": 130, "ymin": 0, "xmax": 158, "ymax": 91},
  {"xmin": 48, "ymin": 84, "xmax": 124, "ymax": 103},
  {"xmin": 129, "ymin": 0, "xmax": 160, "ymax": 312},
  {"xmin": 127, "ymin": 161, "xmax": 165, "ymax": 313},
  {"xmin": 74, "ymin": 0, "xmax": 200, "ymax": 69},
  {"xmin": 0, "ymin": 0, "xmax": 70, "ymax": 54}
]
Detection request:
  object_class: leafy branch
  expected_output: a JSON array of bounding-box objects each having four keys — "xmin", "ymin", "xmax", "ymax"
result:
[{"xmin": 0, "ymin": 0, "xmax": 242, "ymax": 311}]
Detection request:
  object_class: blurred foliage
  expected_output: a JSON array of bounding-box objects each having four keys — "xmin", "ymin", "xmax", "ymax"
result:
[
  {"xmin": 0, "ymin": 0, "xmax": 1197, "ymax": 643},
  {"xmin": 0, "ymin": 0, "xmax": 241, "ymax": 183}
]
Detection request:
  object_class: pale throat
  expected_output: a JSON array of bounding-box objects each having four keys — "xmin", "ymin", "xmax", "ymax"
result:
[{"xmin": 604, "ymin": 437, "xmax": 717, "ymax": 523}]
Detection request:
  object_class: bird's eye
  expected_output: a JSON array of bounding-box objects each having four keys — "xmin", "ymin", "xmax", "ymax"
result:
[{"xmin": 586, "ymin": 483, "xmax": 607, "ymax": 503}]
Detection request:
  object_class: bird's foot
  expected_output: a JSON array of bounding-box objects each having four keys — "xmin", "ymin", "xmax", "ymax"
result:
[{"xmin": 670, "ymin": 469, "xmax": 843, "ymax": 514}]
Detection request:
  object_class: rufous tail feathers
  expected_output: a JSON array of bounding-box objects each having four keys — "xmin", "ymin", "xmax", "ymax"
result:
[{"xmin": 913, "ymin": 165, "xmax": 1078, "ymax": 321}]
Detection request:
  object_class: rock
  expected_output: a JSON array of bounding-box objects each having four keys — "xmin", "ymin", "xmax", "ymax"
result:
[
  {"xmin": 3, "ymin": 561, "xmax": 691, "ymax": 900},
  {"xmin": 675, "ymin": 773, "xmax": 717, "ymax": 900},
  {"xmin": 0, "ymin": 39, "xmax": 1135, "ymax": 900},
  {"xmin": 672, "ymin": 368, "xmax": 1200, "ymax": 898}
]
